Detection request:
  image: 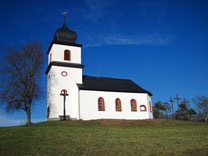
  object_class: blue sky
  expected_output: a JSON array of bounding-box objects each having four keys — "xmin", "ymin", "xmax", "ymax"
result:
[{"xmin": 0, "ymin": 0, "xmax": 207, "ymax": 126}]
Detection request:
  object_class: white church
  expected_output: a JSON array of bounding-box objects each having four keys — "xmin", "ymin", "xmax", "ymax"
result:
[{"xmin": 46, "ymin": 20, "xmax": 153, "ymax": 120}]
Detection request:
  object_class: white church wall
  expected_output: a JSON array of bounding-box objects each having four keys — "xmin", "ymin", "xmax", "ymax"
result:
[
  {"xmin": 47, "ymin": 66, "xmax": 80, "ymax": 120},
  {"xmin": 46, "ymin": 74, "xmax": 50, "ymax": 108},
  {"xmin": 79, "ymin": 90, "xmax": 152, "ymax": 120},
  {"xmin": 48, "ymin": 44, "xmax": 81, "ymax": 64},
  {"xmin": 50, "ymin": 65, "xmax": 82, "ymax": 84},
  {"xmin": 46, "ymin": 72, "xmax": 51, "ymax": 119}
]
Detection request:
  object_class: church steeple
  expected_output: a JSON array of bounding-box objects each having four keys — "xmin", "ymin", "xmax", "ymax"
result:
[
  {"xmin": 53, "ymin": 21, "xmax": 77, "ymax": 44},
  {"xmin": 47, "ymin": 17, "xmax": 82, "ymax": 54}
]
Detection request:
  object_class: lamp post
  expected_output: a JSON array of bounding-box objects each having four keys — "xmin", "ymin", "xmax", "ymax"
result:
[{"xmin": 60, "ymin": 90, "xmax": 69, "ymax": 120}]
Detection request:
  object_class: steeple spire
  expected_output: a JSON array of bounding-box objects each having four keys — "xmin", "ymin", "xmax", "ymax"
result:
[
  {"xmin": 52, "ymin": 11, "xmax": 78, "ymax": 44},
  {"xmin": 61, "ymin": 11, "xmax": 68, "ymax": 24}
]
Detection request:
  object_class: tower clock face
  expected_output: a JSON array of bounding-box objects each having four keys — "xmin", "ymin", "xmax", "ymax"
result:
[{"xmin": 61, "ymin": 71, "xmax": 68, "ymax": 77}]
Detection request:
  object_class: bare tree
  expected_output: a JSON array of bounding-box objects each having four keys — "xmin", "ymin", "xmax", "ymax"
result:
[
  {"xmin": 0, "ymin": 41, "xmax": 44, "ymax": 125},
  {"xmin": 193, "ymin": 96, "xmax": 208, "ymax": 122}
]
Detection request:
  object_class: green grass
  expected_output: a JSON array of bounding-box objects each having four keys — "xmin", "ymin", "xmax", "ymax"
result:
[{"xmin": 0, "ymin": 119, "xmax": 208, "ymax": 156}]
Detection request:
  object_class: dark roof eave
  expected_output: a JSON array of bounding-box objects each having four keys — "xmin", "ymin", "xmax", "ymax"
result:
[
  {"xmin": 77, "ymin": 75, "xmax": 152, "ymax": 96},
  {"xmin": 47, "ymin": 40, "xmax": 83, "ymax": 54},
  {"xmin": 79, "ymin": 88, "xmax": 152, "ymax": 96},
  {"xmin": 148, "ymin": 92, "xmax": 153, "ymax": 96},
  {"xmin": 45, "ymin": 61, "xmax": 85, "ymax": 74}
]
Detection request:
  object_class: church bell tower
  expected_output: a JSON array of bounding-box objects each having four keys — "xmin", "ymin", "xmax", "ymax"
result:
[{"xmin": 46, "ymin": 19, "xmax": 84, "ymax": 120}]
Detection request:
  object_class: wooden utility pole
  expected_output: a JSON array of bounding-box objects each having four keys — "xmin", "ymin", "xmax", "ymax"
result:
[
  {"xmin": 174, "ymin": 94, "xmax": 181, "ymax": 110},
  {"xmin": 183, "ymin": 97, "xmax": 189, "ymax": 116},
  {"xmin": 169, "ymin": 96, "xmax": 175, "ymax": 116}
]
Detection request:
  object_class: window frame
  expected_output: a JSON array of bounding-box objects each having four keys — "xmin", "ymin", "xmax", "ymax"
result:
[
  {"xmin": 140, "ymin": 105, "xmax": 147, "ymax": 111},
  {"xmin": 149, "ymin": 101, "xmax": 152, "ymax": 112},
  {"xmin": 60, "ymin": 89, "xmax": 68, "ymax": 94},
  {"xmin": 64, "ymin": 50, "xmax": 71, "ymax": 61},
  {"xmin": 61, "ymin": 71, "xmax": 68, "ymax": 77},
  {"xmin": 130, "ymin": 99, "xmax": 137, "ymax": 112},
  {"xmin": 115, "ymin": 98, "xmax": 122, "ymax": 112},
  {"xmin": 98, "ymin": 97, "xmax": 105, "ymax": 111}
]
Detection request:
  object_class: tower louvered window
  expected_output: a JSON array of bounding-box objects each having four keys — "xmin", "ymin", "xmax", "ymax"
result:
[{"xmin": 64, "ymin": 50, "xmax": 71, "ymax": 61}]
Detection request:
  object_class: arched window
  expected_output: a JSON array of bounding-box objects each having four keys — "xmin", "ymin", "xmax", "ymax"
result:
[
  {"xmin": 131, "ymin": 99, "xmax": 137, "ymax": 112},
  {"xmin": 115, "ymin": 98, "xmax": 122, "ymax": 111},
  {"xmin": 98, "ymin": 97, "xmax": 105, "ymax": 111},
  {"xmin": 140, "ymin": 105, "xmax": 147, "ymax": 111},
  {"xmin": 64, "ymin": 50, "xmax": 71, "ymax": 61},
  {"xmin": 149, "ymin": 101, "xmax": 152, "ymax": 112},
  {"xmin": 60, "ymin": 89, "xmax": 68, "ymax": 95}
]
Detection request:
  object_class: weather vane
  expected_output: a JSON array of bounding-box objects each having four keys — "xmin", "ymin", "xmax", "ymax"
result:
[{"xmin": 61, "ymin": 11, "xmax": 68, "ymax": 23}]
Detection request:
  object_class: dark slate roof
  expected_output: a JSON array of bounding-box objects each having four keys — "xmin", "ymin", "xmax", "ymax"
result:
[
  {"xmin": 77, "ymin": 75, "xmax": 152, "ymax": 96},
  {"xmin": 54, "ymin": 22, "xmax": 77, "ymax": 44}
]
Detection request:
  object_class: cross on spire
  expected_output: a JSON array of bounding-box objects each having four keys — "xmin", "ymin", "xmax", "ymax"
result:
[
  {"xmin": 183, "ymin": 97, "xmax": 189, "ymax": 105},
  {"xmin": 182, "ymin": 97, "xmax": 189, "ymax": 113},
  {"xmin": 61, "ymin": 11, "xmax": 68, "ymax": 24},
  {"xmin": 174, "ymin": 94, "xmax": 181, "ymax": 110}
]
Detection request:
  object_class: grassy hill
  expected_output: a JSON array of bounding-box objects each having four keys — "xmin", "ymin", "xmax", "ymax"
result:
[{"xmin": 0, "ymin": 119, "xmax": 208, "ymax": 155}]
